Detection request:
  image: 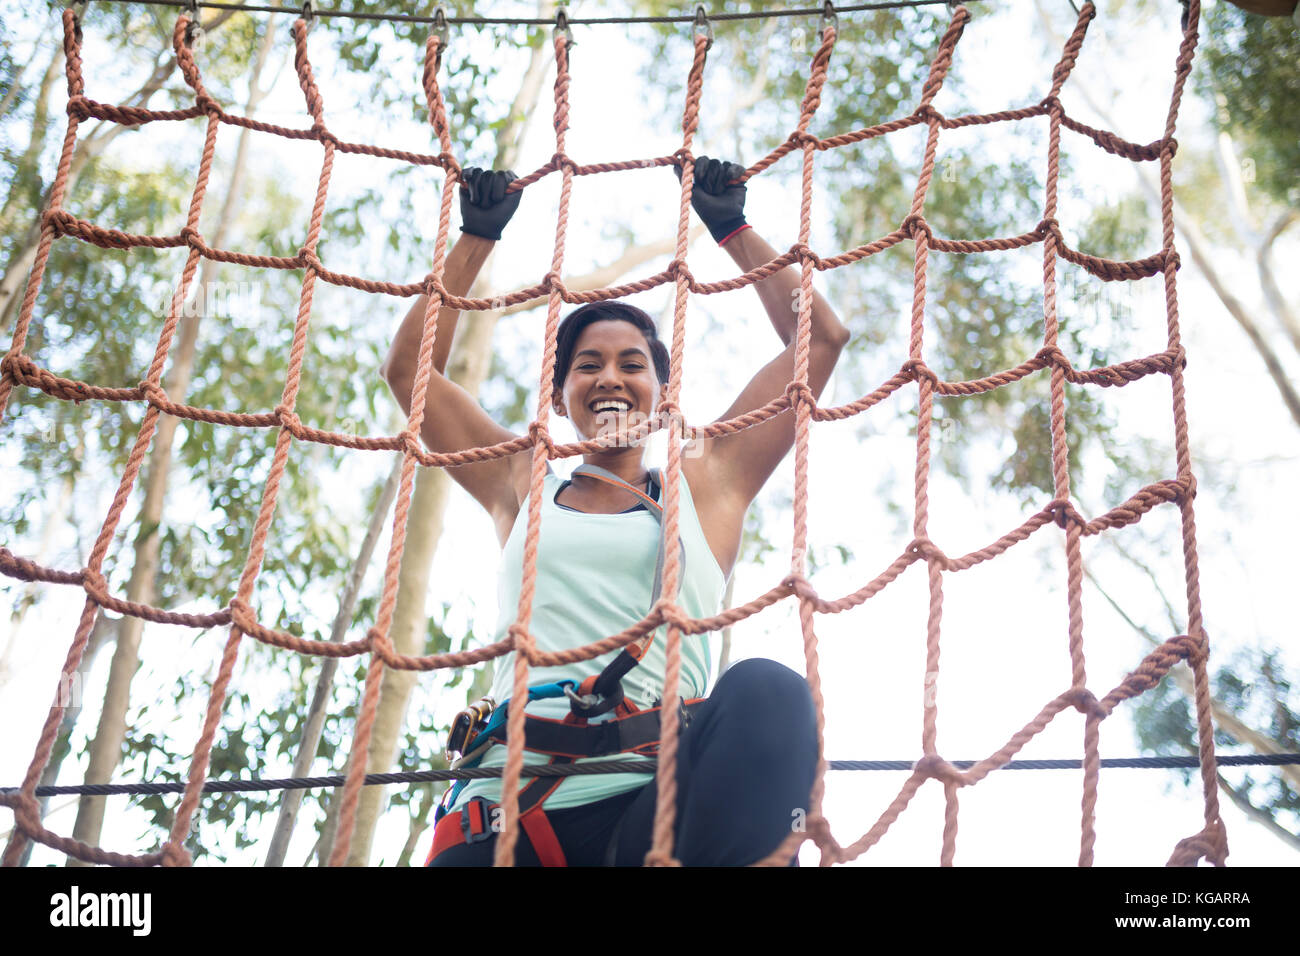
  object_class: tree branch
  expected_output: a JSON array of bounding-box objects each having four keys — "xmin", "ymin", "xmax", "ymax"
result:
[
  {"xmin": 1258, "ymin": 209, "xmax": 1300, "ymax": 356},
  {"xmin": 497, "ymin": 226, "xmax": 707, "ymax": 317},
  {"xmin": 1215, "ymin": 772, "xmax": 1300, "ymax": 853}
]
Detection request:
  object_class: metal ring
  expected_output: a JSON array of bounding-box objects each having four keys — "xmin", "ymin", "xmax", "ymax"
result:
[
  {"xmin": 301, "ymin": 0, "xmax": 315, "ymax": 28},
  {"xmin": 818, "ymin": 1, "xmax": 837, "ymax": 42},
  {"xmin": 554, "ymin": 5, "xmax": 574, "ymax": 46},
  {"xmin": 433, "ymin": 5, "xmax": 449, "ymax": 54},
  {"xmin": 693, "ymin": 5, "xmax": 713, "ymax": 50}
]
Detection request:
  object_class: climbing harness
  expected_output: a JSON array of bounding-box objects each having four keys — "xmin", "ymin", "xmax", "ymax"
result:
[{"xmin": 427, "ymin": 464, "xmax": 694, "ymax": 865}]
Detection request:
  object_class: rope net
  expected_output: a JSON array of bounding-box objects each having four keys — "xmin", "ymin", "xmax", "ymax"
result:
[{"xmin": 0, "ymin": 2, "xmax": 1223, "ymax": 867}]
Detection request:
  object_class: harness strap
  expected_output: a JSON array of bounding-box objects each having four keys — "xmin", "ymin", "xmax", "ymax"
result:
[{"xmin": 567, "ymin": 464, "xmax": 686, "ymax": 716}]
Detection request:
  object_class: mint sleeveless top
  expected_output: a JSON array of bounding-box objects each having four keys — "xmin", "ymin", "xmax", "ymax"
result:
[{"xmin": 449, "ymin": 469, "xmax": 728, "ymax": 811}]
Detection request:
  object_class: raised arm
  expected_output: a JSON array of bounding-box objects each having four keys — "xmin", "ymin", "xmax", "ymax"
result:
[
  {"xmin": 380, "ymin": 169, "xmax": 529, "ymax": 544},
  {"xmin": 684, "ymin": 158, "xmax": 851, "ymax": 509}
]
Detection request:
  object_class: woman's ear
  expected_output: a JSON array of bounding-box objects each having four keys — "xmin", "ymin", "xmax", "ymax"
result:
[{"xmin": 553, "ymin": 397, "xmax": 567, "ymax": 417}]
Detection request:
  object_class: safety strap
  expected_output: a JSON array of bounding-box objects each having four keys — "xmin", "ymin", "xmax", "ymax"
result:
[{"xmin": 566, "ymin": 464, "xmax": 686, "ymax": 718}]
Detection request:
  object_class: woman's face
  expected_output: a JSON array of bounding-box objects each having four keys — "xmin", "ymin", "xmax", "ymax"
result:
[{"xmin": 555, "ymin": 319, "xmax": 662, "ymax": 441}]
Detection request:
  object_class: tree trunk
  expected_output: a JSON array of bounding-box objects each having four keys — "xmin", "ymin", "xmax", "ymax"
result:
[
  {"xmin": 341, "ymin": 309, "xmax": 502, "ymax": 866},
  {"xmin": 262, "ymin": 456, "xmax": 402, "ymax": 866},
  {"xmin": 0, "ymin": 44, "xmax": 64, "ymax": 239},
  {"xmin": 68, "ymin": 21, "xmax": 277, "ymax": 862},
  {"xmin": 331, "ymin": 0, "xmax": 558, "ymax": 865}
]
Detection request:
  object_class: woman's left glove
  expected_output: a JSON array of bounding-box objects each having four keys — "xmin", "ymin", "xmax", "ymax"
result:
[
  {"xmin": 459, "ymin": 167, "xmax": 522, "ymax": 241},
  {"xmin": 678, "ymin": 156, "xmax": 749, "ymax": 245}
]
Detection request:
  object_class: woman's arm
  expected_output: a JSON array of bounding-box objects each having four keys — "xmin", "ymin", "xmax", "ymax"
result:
[
  {"xmin": 380, "ymin": 170, "xmax": 530, "ymax": 544},
  {"xmin": 684, "ymin": 159, "xmax": 851, "ymax": 510}
]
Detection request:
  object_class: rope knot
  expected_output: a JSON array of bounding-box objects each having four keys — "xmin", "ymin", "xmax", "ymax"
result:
[
  {"xmin": 1035, "ymin": 344, "xmax": 1067, "ymax": 368},
  {"xmin": 1161, "ymin": 137, "xmax": 1179, "ymax": 160},
  {"xmin": 913, "ymin": 103, "xmax": 943, "ymax": 125},
  {"xmin": 179, "ymin": 225, "xmax": 202, "ymax": 248},
  {"xmin": 1, "ymin": 352, "xmax": 35, "ymax": 384},
  {"xmin": 791, "ymin": 242, "xmax": 822, "ymax": 269},
  {"xmin": 80, "ymin": 567, "xmax": 108, "ymax": 602},
  {"xmin": 1167, "ymin": 819, "xmax": 1228, "ymax": 868},
  {"xmin": 195, "ymin": 93, "xmax": 222, "ymax": 119},
  {"xmin": 656, "ymin": 600, "xmax": 692, "ymax": 633},
  {"xmin": 790, "ymin": 130, "xmax": 819, "ymax": 150},
  {"xmin": 901, "ymin": 214, "xmax": 931, "ymax": 241},
  {"xmin": 1067, "ymin": 686, "xmax": 1104, "ymax": 719},
  {"xmin": 44, "ymin": 209, "xmax": 75, "ymax": 237},
  {"xmin": 1038, "ymin": 94, "xmax": 1062, "ymax": 115},
  {"xmin": 506, "ymin": 623, "xmax": 533, "ymax": 653},
  {"xmin": 784, "ymin": 380, "xmax": 816, "ymax": 408},
  {"xmin": 399, "ymin": 429, "xmax": 423, "ymax": 458},
  {"xmin": 906, "ymin": 536, "xmax": 948, "ymax": 567},
  {"xmin": 912, "ymin": 753, "xmax": 963, "ymax": 785},
  {"xmin": 1164, "ymin": 250, "xmax": 1181, "ymax": 272},
  {"xmin": 655, "ymin": 399, "xmax": 683, "ymax": 428},
  {"xmin": 551, "ymin": 152, "xmax": 578, "ymax": 176},
  {"xmin": 273, "ymin": 403, "xmax": 302, "ymax": 434},
  {"xmin": 1169, "ymin": 632, "xmax": 1206, "ymax": 667},
  {"xmin": 542, "ymin": 271, "xmax": 566, "ymax": 297},
  {"xmin": 527, "ymin": 420, "xmax": 554, "ymax": 451},
  {"xmin": 437, "ymin": 152, "xmax": 462, "ymax": 176},
  {"xmin": 311, "ymin": 123, "xmax": 340, "ymax": 148},
  {"xmin": 366, "ymin": 625, "xmax": 390, "ymax": 656},
  {"xmin": 138, "ymin": 380, "xmax": 168, "ymax": 407},
  {"xmin": 900, "ymin": 358, "xmax": 938, "ymax": 385},
  {"xmin": 228, "ymin": 597, "xmax": 256, "ymax": 631},
  {"xmin": 671, "ymin": 147, "xmax": 694, "ymax": 170},
  {"xmin": 668, "ymin": 258, "xmax": 694, "ymax": 286},
  {"xmin": 783, "ymin": 572, "xmax": 818, "ymax": 601},
  {"xmin": 1035, "ymin": 217, "xmax": 1061, "ymax": 240},
  {"xmin": 1047, "ymin": 498, "xmax": 1078, "ymax": 529},
  {"xmin": 66, "ymin": 95, "xmax": 92, "ymax": 120}
]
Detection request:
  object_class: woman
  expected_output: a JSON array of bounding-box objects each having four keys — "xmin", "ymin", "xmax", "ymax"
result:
[{"xmin": 382, "ymin": 159, "xmax": 850, "ymax": 865}]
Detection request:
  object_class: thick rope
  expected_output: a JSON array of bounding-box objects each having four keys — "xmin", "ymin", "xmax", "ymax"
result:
[{"xmin": 0, "ymin": 2, "xmax": 1218, "ymax": 868}]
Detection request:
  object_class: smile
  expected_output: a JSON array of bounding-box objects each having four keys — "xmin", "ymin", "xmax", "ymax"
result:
[{"xmin": 590, "ymin": 399, "xmax": 634, "ymax": 413}]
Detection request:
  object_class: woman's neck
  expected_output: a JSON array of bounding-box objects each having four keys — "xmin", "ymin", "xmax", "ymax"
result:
[{"xmin": 578, "ymin": 448, "xmax": 649, "ymax": 486}]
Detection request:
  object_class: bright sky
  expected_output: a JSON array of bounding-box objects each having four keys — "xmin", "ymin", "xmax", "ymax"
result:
[{"xmin": 2, "ymin": 0, "xmax": 1296, "ymax": 867}]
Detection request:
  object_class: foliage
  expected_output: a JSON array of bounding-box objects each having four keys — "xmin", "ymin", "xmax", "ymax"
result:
[
  {"xmin": 1198, "ymin": 1, "xmax": 1300, "ymax": 207},
  {"xmin": 1131, "ymin": 645, "xmax": 1298, "ymax": 834}
]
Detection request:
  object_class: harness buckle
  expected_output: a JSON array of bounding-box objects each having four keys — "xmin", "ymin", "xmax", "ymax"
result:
[{"xmin": 460, "ymin": 799, "xmax": 495, "ymax": 845}]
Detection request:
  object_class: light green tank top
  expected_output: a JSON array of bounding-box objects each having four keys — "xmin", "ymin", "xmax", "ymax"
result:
[{"xmin": 450, "ymin": 468, "xmax": 727, "ymax": 811}]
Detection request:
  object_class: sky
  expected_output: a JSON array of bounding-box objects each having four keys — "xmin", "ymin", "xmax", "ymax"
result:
[{"xmin": 1, "ymin": 0, "xmax": 1297, "ymax": 867}]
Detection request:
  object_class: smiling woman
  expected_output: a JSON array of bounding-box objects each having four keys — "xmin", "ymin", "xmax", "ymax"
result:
[{"xmin": 381, "ymin": 160, "xmax": 850, "ymax": 867}]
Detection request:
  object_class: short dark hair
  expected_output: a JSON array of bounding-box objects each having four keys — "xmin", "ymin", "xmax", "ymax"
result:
[{"xmin": 553, "ymin": 301, "xmax": 670, "ymax": 393}]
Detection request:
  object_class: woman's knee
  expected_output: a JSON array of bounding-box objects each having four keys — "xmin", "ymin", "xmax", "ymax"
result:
[{"xmin": 714, "ymin": 659, "xmax": 815, "ymax": 725}]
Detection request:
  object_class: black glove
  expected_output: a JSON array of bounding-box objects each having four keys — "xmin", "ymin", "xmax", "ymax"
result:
[
  {"xmin": 459, "ymin": 167, "xmax": 522, "ymax": 241},
  {"xmin": 678, "ymin": 156, "xmax": 748, "ymax": 244}
]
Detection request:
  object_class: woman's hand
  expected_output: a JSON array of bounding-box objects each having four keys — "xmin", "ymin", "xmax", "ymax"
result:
[
  {"xmin": 459, "ymin": 167, "xmax": 523, "ymax": 241},
  {"xmin": 679, "ymin": 156, "xmax": 750, "ymax": 245}
]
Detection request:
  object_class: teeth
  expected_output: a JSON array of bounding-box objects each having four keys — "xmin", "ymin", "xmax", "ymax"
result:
[{"xmin": 592, "ymin": 401, "xmax": 631, "ymax": 412}]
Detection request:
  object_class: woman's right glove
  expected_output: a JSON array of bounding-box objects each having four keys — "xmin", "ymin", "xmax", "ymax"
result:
[
  {"xmin": 459, "ymin": 167, "xmax": 522, "ymax": 241},
  {"xmin": 679, "ymin": 156, "xmax": 749, "ymax": 245}
]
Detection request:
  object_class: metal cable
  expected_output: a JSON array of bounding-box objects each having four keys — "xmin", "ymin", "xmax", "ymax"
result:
[
  {"xmin": 81, "ymin": 0, "xmax": 988, "ymax": 28},
  {"xmin": 7, "ymin": 753, "xmax": 1296, "ymax": 798}
]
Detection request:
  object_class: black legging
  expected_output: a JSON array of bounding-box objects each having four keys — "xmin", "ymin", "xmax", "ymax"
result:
[{"xmin": 428, "ymin": 658, "xmax": 818, "ymax": 866}]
